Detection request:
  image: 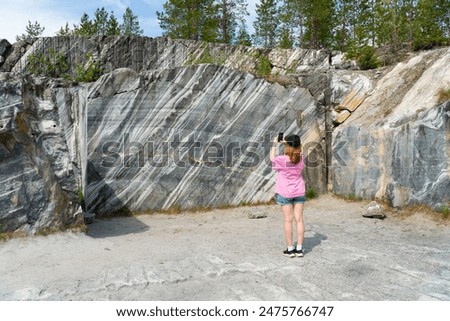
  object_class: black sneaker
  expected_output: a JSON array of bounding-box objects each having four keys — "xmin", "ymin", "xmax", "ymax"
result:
[
  {"xmin": 294, "ymin": 249, "xmax": 304, "ymax": 257},
  {"xmin": 283, "ymin": 248, "xmax": 296, "ymax": 258}
]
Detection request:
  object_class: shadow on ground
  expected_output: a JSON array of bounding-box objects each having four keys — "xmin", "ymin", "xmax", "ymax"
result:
[
  {"xmin": 86, "ymin": 216, "xmax": 149, "ymax": 238},
  {"xmin": 304, "ymin": 232, "xmax": 327, "ymax": 253}
]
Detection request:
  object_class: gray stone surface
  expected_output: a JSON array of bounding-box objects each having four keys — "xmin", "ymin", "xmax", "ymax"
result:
[
  {"xmin": 0, "ymin": 195, "xmax": 449, "ymax": 300},
  {"xmin": 0, "ymin": 36, "xmax": 448, "ymax": 232},
  {"xmin": 0, "ymin": 39, "xmax": 11, "ymax": 67},
  {"xmin": 79, "ymin": 65, "xmax": 321, "ymax": 215},
  {"xmin": 0, "ymin": 36, "xmax": 331, "ymax": 80},
  {"xmin": 332, "ymin": 48, "xmax": 450, "ymax": 208},
  {"xmin": 0, "ymin": 75, "xmax": 82, "ymax": 233}
]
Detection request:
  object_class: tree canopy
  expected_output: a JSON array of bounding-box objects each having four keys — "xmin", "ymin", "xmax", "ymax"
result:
[
  {"xmin": 17, "ymin": 0, "xmax": 449, "ymax": 63},
  {"xmin": 16, "ymin": 21, "xmax": 45, "ymax": 41},
  {"xmin": 53, "ymin": 7, "xmax": 143, "ymax": 37}
]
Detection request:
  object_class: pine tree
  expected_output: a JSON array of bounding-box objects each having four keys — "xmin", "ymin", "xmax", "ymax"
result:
[
  {"xmin": 334, "ymin": 0, "xmax": 353, "ymax": 51},
  {"xmin": 16, "ymin": 20, "xmax": 45, "ymax": 41},
  {"xmin": 374, "ymin": 0, "xmax": 403, "ymax": 51},
  {"xmin": 157, "ymin": 0, "xmax": 218, "ymax": 41},
  {"xmin": 216, "ymin": 0, "xmax": 249, "ymax": 44},
  {"xmin": 253, "ymin": 0, "xmax": 279, "ymax": 48},
  {"xmin": 278, "ymin": 27, "xmax": 293, "ymax": 48},
  {"xmin": 301, "ymin": 0, "xmax": 334, "ymax": 49},
  {"xmin": 94, "ymin": 7, "xmax": 109, "ymax": 35},
  {"xmin": 74, "ymin": 13, "xmax": 95, "ymax": 36},
  {"xmin": 56, "ymin": 23, "xmax": 72, "ymax": 36},
  {"xmin": 121, "ymin": 7, "xmax": 144, "ymax": 36},
  {"xmin": 356, "ymin": 0, "xmax": 377, "ymax": 47},
  {"xmin": 332, "ymin": 0, "xmax": 374, "ymax": 51},
  {"xmin": 414, "ymin": 0, "xmax": 449, "ymax": 49},
  {"xmin": 107, "ymin": 12, "xmax": 121, "ymax": 35},
  {"xmin": 401, "ymin": 0, "xmax": 418, "ymax": 47},
  {"xmin": 277, "ymin": 0, "xmax": 304, "ymax": 48},
  {"xmin": 236, "ymin": 22, "xmax": 252, "ymax": 46}
]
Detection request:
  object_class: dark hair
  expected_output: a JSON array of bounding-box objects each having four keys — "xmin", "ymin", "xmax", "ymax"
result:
[{"xmin": 284, "ymin": 134, "xmax": 301, "ymax": 148}]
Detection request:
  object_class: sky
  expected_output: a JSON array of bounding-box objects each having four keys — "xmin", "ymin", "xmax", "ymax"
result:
[{"xmin": 0, "ymin": 0, "xmax": 259, "ymax": 44}]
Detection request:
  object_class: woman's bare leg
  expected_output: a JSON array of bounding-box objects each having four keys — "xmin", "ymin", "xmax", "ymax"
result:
[
  {"xmin": 294, "ymin": 203, "xmax": 305, "ymax": 246},
  {"xmin": 281, "ymin": 205, "xmax": 294, "ymax": 247}
]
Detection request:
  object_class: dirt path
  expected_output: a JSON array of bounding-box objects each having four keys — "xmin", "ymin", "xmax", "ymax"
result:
[{"xmin": 1, "ymin": 194, "xmax": 449, "ymax": 300}]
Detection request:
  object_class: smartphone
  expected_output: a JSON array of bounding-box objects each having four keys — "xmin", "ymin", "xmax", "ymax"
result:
[{"xmin": 277, "ymin": 132, "xmax": 284, "ymax": 142}]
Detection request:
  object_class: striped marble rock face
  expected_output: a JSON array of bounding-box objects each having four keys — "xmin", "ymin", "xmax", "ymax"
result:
[
  {"xmin": 0, "ymin": 76, "xmax": 82, "ymax": 233},
  {"xmin": 332, "ymin": 48, "xmax": 450, "ymax": 208},
  {"xmin": 74, "ymin": 65, "xmax": 320, "ymax": 215}
]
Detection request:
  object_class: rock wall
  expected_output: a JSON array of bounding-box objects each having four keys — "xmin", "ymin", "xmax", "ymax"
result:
[
  {"xmin": 0, "ymin": 74, "xmax": 82, "ymax": 233},
  {"xmin": 0, "ymin": 35, "xmax": 448, "ymax": 232},
  {"xmin": 0, "ymin": 36, "xmax": 332, "ymax": 81},
  {"xmin": 1, "ymin": 36, "xmax": 354, "ymax": 230},
  {"xmin": 65, "ymin": 65, "xmax": 323, "ymax": 215},
  {"xmin": 332, "ymin": 48, "xmax": 450, "ymax": 208}
]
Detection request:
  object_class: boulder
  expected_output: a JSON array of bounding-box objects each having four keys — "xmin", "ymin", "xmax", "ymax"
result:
[
  {"xmin": 247, "ymin": 209, "xmax": 268, "ymax": 219},
  {"xmin": 363, "ymin": 201, "xmax": 386, "ymax": 219},
  {"xmin": 0, "ymin": 39, "xmax": 11, "ymax": 67}
]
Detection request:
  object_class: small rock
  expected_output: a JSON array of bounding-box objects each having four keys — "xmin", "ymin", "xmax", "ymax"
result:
[
  {"xmin": 363, "ymin": 201, "xmax": 386, "ymax": 219},
  {"xmin": 247, "ymin": 210, "xmax": 267, "ymax": 219}
]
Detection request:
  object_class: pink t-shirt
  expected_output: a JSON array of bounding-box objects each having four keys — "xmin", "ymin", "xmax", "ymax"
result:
[{"xmin": 272, "ymin": 154, "xmax": 305, "ymax": 198}]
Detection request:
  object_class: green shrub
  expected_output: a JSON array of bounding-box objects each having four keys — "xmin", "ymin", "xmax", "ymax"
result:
[
  {"xmin": 344, "ymin": 45, "xmax": 380, "ymax": 70},
  {"xmin": 195, "ymin": 48, "xmax": 215, "ymax": 64},
  {"xmin": 256, "ymin": 55, "xmax": 272, "ymax": 78},
  {"xmin": 306, "ymin": 187, "xmax": 318, "ymax": 199},
  {"xmin": 357, "ymin": 45, "xmax": 379, "ymax": 70},
  {"xmin": 439, "ymin": 206, "xmax": 449, "ymax": 219},
  {"xmin": 28, "ymin": 48, "xmax": 70, "ymax": 78},
  {"xmin": 188, "ymin": 48, "xmax": 227, "ymax": 66},
  {"xmin": 74, "ymin": 54, "xmax": 102, "ymax": 83}
]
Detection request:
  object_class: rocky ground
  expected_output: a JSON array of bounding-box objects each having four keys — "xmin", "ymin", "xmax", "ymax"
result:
[{"xmin": 0, "ymin": 194, "xmax": 449, "ymax": 301}]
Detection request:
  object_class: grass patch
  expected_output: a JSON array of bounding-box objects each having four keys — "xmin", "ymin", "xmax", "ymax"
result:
[
  {"xmin": 334, "ymin": 193, "xmax": 364, "ymax": 202},
  {"xmin": 345, "ymin": 194, "xmax": 364, "ymax": 202},
  {"xmin": 437, "ymin": 88, "xmax": 450, "ymax": 104},
  {"xmin": 0, "ymin": 230, "xmax": 27, "ymax": 242},
  {"xmin": 0, "ymin": 223, "xmax": 86, "ymax": 242},
  {"xmin": 439, "ymin": 206, "xmax": 449, "ymax": 219},
  {"xmin": 127, "ymin": 199, "xmax": 276, "ymax": 217},
  {"xmin": 186, "ymin": 47, "xmax": 227, "ymax": 66},
  {"xmin": 306, "ymin": 187, "xmax": 318, "ymax": 199},
  {"xmin": 381, "ymin": 203, "xmax": 449, "ymax": 223}
]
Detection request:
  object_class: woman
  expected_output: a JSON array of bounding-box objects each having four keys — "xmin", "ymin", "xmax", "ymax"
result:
[{"xmin": 270, "ymin": 134, "xmax": 306, "ymax": 258}]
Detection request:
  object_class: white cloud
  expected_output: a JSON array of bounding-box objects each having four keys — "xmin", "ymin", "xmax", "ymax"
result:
[
  {"xmin": 0, "ymin": 0, "xmax": 84, "ymax": 43},
  {"xmin": 0, "ymin": 0, "xmax": 260, "ymax": 44},
  {"xmin": 101, "ymin": 0, "xmax": 128, "ymax": 12}
]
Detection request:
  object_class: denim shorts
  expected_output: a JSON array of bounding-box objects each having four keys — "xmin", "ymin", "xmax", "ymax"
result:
[{"xmin": 275, "ymin": 194, "xmax": 306, "ymax": 205}]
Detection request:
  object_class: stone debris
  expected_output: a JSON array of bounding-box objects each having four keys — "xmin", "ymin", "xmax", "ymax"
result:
[
  {"xmin": 247, "ymin": 209, "xmax": 268, "ymax": 219},
  {"xmin": 363, "ymin": 201, "xmax": 386, "ymax": 219}
]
